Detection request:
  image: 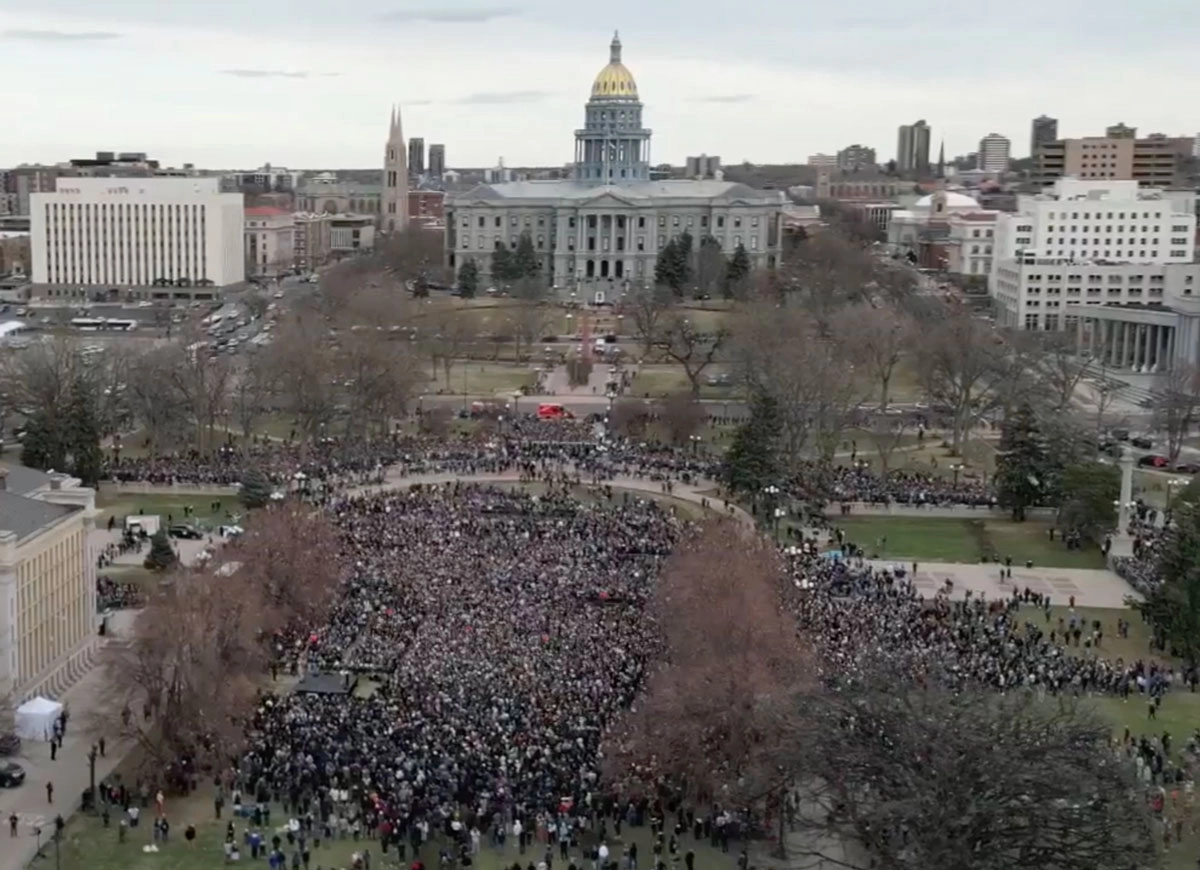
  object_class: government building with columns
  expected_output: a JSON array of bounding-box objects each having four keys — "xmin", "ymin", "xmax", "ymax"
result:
[
  {"xmin": 990, "ymin": 178, "xmax": 1200, "ymax": 371},
  {"xmin": 443, "ymin": 33, "xmax": 785, "ymax": 301}
]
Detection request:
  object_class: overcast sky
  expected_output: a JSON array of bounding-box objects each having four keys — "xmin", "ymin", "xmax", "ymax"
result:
[{"xmin": 1, "ymin": 0, "xmax": 1197, "ymax": 171}]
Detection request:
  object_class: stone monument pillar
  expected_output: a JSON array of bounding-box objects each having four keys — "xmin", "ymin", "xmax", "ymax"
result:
[{"xmin": 1118, "ymin": 445, "xmax": 1134, "ymax": 536}]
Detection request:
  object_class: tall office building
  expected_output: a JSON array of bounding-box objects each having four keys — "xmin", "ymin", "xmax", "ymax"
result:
[
  {"xmin": 30, "ymin": 177, "xmax": 245, "ymax": 292},
  {"xmin": 1034, "ymin": 131, "xmax": 1193, "ymax": 188},
  {"xmin": 1029, "ymin": 115, "xmax": 1058, "ymax": 158},
  {"xmin": 896, "ymin": 120, "xmax": 931, "ymax": 174},
  {"xmin": 408, "ymin": 137, "xmax": 425, "ymax": 178},
  {"xmin": 428, "ymin": 144, "xmax": 446, "ymax": 178},
  {"xmin": 977, "ymin": 134, "xmax": 1011, "ymax": 172}
]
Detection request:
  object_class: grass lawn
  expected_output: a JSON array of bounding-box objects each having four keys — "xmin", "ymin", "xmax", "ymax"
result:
[
  {"xmin": 32, "ymin": 794, "xmax": 737, "ymax": 870},
  {"xmin": 829, "ymin": 516, "xmax": 1107, "ymax": 568},
  {"xmin": 425, "ymin": 363, "xmax": 537, "ymax": 397},
  {"xmin": 626, "ymin": 367, "xmax": 740, "ymax": 401},
  {"xmin": 95, "ymin": 490, "xmax": 241, "ymax": 531}
]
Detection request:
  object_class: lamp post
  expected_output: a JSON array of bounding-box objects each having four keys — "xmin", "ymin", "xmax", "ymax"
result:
[
  {"xmin": 763, "ymin": 484, "xmax": 780, "ymax": 532},
  {"xmin": 1166, "ymin": 478, "xmax": 1187, "ymax": 523},
  {"xmin": 689, "ymin": 433, "xmax": 701, "ymax": 456},
  {"xmin": 85, "ymin": 744, "xmax": 99, "ymax": 814},
  {"xmin": 950, "ymin": 462, "xmax": 965, "ymax": 487}
]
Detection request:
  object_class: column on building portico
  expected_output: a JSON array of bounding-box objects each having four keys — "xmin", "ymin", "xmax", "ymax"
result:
[
  {"xmin": 1134, "ymin": 324, "xmax": 1144, "ymax": 370},
  {"xmin": 1162, "ymin": 326, "xmax": 1172, "ymax": 371},
  {"xmin": 1147, "ymin": 324, "xmax": 1157, "ymax": 370},
  {"xmin": 1122, "ymin": 322, "xmax": 1133, "ymax": 368}
]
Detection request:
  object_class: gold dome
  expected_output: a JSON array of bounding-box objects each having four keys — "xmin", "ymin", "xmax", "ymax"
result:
[{"xmin": 590, "ymin": 31, "xmax": 638, "ymax": 99}]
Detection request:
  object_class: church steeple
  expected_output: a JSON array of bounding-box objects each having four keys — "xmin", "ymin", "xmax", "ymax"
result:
[
  {"xmin": 382, "ymin": 103, "xmax": 409, "ymax": 233},
  {"xmin": 936, "ymin": 139, "xmax": 946, "ymax": 178}
]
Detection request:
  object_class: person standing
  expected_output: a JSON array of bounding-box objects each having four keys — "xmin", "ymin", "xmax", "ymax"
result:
[{"xmin": 46, "ymin": 781, "xmax": 54, "ymax": 804}]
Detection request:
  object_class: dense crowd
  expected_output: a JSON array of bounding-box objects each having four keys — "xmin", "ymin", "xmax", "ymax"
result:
[
  {"xmin": 233, "ymin": 482, "xmax": 694, "ymax": 857},
  {"xmin": 786, "ymin": 545, "xmax": 1184, "ymax": 698}
]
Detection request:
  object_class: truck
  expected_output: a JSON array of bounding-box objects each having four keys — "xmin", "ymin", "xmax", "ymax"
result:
[{"xmin": 124, "ymin": 515, "xmax": 161, "ymax": 537}]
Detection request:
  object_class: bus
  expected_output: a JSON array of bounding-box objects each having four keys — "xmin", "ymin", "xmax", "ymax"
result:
[{"xmin": 70, "ymin": 317, "xmax": 138, "ymax": 332}]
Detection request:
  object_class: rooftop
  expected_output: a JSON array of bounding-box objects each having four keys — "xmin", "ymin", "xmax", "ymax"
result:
[
  {"xmin": 451, "ymin": 178, "xmax": 782, "ymax": 204},
  {"xmin": 0, "ymin": 489, "xmax": 77, "ymax": 541},
  {"xmin": 0, "ymin": 462, "xmax": 53, "ymax": 496},
  {"xmin": 244, "ymin": 206, "xmax": 291, "ymax": 217}
]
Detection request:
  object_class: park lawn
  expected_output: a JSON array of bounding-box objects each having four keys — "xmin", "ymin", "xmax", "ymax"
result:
[
  {"xmin": 95, "ymin": 490, "xmax": 240, "ymax": 531},
  {"xmin": 426, "ymin": 363, "xmax": 537, "ymax": 397},
  {"xmin": 32, "ymin": 793, "xmax": 734, "ymax": 870},
  {"xmin": 830, "ymin": 516, "xmax": 1107, "ymax": 568}
]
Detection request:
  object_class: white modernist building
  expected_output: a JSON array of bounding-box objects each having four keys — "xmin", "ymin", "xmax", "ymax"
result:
[
  {"xmin": 443, "ymin": 34, "xmax": 784, "ymax": 301},
  {"xmin": 977, "ymin": 133, "xmax": 1011, "ymax": 172},
  {"xmin": 990, "ymin": 178, "xmax": 1200, "ymax": 370},
  {"xmin": 31, "ymin": 177, "xmax": 245, "ymax": 300}
]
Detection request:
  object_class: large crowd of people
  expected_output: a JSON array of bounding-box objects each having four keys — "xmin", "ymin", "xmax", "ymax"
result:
[
  {"xmin": 233, "ymin": 481, "xmax": 694, "ymax": 861},
  {"xmin": 87, "ymin": 418, "xmax": 1196, "ymax": 865}
]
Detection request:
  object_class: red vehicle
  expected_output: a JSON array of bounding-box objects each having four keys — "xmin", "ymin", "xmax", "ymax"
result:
[{"xmin": 536, "ymin": 403, "xmax": 574, "ymax": 420}]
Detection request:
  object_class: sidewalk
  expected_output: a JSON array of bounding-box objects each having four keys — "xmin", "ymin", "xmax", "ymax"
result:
[{"xmin": 0, "ymin": 660, "xmax": 130, "ymax": 870}]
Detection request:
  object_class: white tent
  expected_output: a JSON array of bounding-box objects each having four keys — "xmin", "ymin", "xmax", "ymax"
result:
[{"xmin": 14, "ymin": 696, "xmax": 63, "ymax": 742}]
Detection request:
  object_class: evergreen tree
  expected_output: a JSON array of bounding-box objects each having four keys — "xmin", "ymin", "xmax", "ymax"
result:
[
  {"xmin": 1136, "ymin": 499, "xmax": 1200, "ymax": 664},
  {"xmin": 143, "ymin": 528, "xmax": 178, "ymax": 572},
  {"xmin": 723, "ymin": 391, "xmax": 783, "ymax": 497},
  {"xmin": 240, "ymin": 467, "xmax": 273, "ymax": 509},
  {"xmin": 994, "ymin": 402, "xmax": 1050, "ymax": 521},
  {"xmin": 457, "ymin": 258, "xmax": 480, "ymax": 298},
  {"xmin": 63, "ymin": 380, "xmax": 103, "ymax": 487},
  {"xmin": 725, "ymin": 243, "xmax": 751, "ymax": 297},
  {"xmin": 512, "ymin": 231, "xmax": 540, "ymax": 279},
  {"xmin": 20, "ymin": 409, "xmax": 66, "ymax": 473},
  {"xmin": 654, "ymin": 239, "xmax": 689, "ymax": 297},
  {"xmin": 491, "ymin": 245, "xmax": 517, "ymax": 283},
  {"xmin": 1056, "ymin": 462, "xmax": 1119, "ymax": 543}
]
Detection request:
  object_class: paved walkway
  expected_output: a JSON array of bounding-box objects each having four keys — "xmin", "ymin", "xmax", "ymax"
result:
[
  {"xmin": 0, "ymin": 630, "xmax": 134, "ymax": 870},
  {"xmin": 862, "ymin": 560, "xmax": 1140, "ymax": 607}
]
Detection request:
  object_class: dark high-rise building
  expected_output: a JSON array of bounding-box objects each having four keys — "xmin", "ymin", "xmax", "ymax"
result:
[
  {"xmin": 1030, "ymin": 115, "xmax": 1058, "ymax": 157},
  {"xmin": 428, "ymin": 143, "xmax": 446, "ymax": 177},
  {"xmin": 896, "ymin": 120, "xmax": 931, "ymax": 174},
  {"xmin": 408, "ymin": 137, "xmax": 425, "ymax": 177}
]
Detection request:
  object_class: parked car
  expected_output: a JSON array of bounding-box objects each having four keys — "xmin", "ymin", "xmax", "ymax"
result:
[
  {"xmin": 1173, "ymin": 462, "xmax": 1200, "ymax": 474},
  {"xmin": 168, "ymin": 524, "xmax": 204, "ymax": 540},
  {"xmin": 1137, "ymin": 455, "xmax": 1169, "ymax": 468},
  {"xmin": 0, "ymin": 760, "xmax": 26, "ymax": 787},
  {"xmin": 1131, "ymin": 436, "xmax": 1154, "ymax": 450}
]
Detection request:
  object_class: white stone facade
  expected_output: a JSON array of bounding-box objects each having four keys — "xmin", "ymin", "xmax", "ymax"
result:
[
  {"xmin": 447, "ymin": 182, "xmax": 783, "ymax": 298},
  {"xmin": 244, "ymin": 208, "xmax": 295, "ymax": 277},
  {"xmin": 443, "ymin": 35, "xmax": 784, "ymax": 299},
  {"xmin": 30, "ymin": 177, "xmax": 245, "ymax": 296}
]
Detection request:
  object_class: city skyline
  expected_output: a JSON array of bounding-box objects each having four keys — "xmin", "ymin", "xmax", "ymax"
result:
[{"xmin": 0, "ymin": 0, "xmax": 1196, "ymax": 169}]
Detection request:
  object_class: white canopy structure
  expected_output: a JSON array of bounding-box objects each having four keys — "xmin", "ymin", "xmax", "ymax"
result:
[{"xmin": 14, "ymin": 696, "xmax": 63, "ymax": 742}]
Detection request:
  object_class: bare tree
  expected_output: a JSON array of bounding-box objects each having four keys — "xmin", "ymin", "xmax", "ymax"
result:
[
  {"xmin": 229, "ymin": 362, "xmax": 277, "ymax": 443},
  {"xmin": 651, "ymin": 312, "xmax": 729, "ymax": 397},
  {"xmin": 1153, "ymin": 364, "xmax": 1200, "ymax": 463},
  {"xmin": 736, "ymin": 304, "xmax": 863, "ymax": 463},
  {"xmin": 783, "ymin": 676, "xmax": 1157, "ymax": 870},
  {"xmin": 161, "ymin": 334, "xmax": 232, "ymax": 453},
  {"xmin": 1037, "ymin": 330, "xmax": 1099, "ymax": 412},
  {"xmin": 657, "ymin": 391, "xmax": 707, "ymax": 447},
  {"xmin": 603, "ymin": 521, "xmax": 807, "ymax": 807},
  {"xmin": 777, "ymin": 232, "xmax": 876, "ymax": 333},
  {"xmin": 339, "ymin": 330, "xmax": 422, "ymax": 436},
  {"xmin": 263, "ymin": 314, "xmax": 338, "ymax": 440},
  {"xmin": 376, "ymin": 227, "xmax": 449, "ymax": 287},
  {"xmin": 423, "ymin": 307, "xmax": 477, "ymax": 389},
  {"xmin": 914, "ymin": 306, "xmax": 1012, "ymax": 453},
  {"xmin": 228, "ymin": 501, "xmax": 342, "ymax": 634},
  {"xmin": 507, "ymin": 302, "xmax": 552, "ymax": 363},
  {"xmin": 624, "ymin": 283, "xmax": 674, "ymax": 358},
  {"xmin": 126, "ymin": 347, "xmax": 192, "ymax": 453},
  {"xmin": 102, "ymin": 566, "xmax": 266, "ymax": 775},
  {"xmin": 834, "ymin": 303, "xmax": 911, "ymax": 412},
  {"xmin": 867, "ymin": 413, "xmax": 910, "ymax": 474}
]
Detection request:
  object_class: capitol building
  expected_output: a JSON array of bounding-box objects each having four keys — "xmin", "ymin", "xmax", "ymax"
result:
[{"xmin": 443, "ymin": 33, "xmax": 785, "ymax": 301}]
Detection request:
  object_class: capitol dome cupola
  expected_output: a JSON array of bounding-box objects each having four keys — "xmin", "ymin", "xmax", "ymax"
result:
[
  {"xmin": 575, "ymin": 31, "xmax": 652, "ymax": 183},
  {"xmin": 590, "ymin": 31, "xmax": 638, "ymax": 100}
]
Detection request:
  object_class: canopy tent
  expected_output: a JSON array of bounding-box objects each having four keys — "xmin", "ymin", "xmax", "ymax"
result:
[{"xmin": 14, "ymin": 696, "xmax": 63, "ymax": 742}]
